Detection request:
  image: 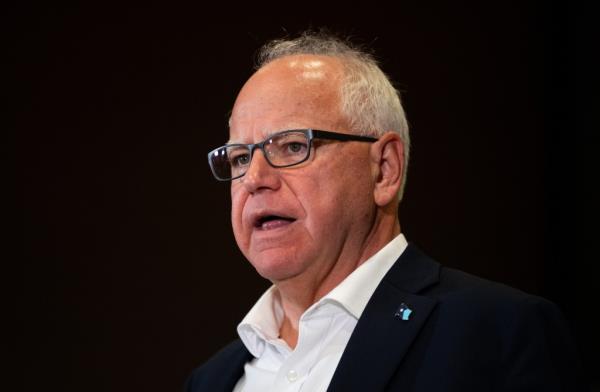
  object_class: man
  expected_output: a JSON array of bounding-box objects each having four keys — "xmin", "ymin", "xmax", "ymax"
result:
[{"xmin": 186, "ymin": 32, "xmax": 585, "ymax": 391}]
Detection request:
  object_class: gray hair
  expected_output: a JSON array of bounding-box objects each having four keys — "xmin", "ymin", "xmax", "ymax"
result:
[{"xmin": 256, "ymin": 31, "xmax": 410, "ymax": 201}]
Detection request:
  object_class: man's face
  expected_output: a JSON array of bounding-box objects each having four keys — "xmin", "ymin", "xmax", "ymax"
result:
[{"xmin": 228, "ymin": 55, "xmax": 377, "ymax": 284}]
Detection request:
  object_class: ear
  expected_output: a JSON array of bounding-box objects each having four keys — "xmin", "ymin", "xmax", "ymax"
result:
[{"xmin": 370, "ymin": 132, "xmax": 404, "ymax": 207}]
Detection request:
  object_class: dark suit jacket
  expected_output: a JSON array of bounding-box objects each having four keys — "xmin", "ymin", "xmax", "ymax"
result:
[{"xmin": 185, "ymin": 244, "xmax": 587, "ymax": 391}]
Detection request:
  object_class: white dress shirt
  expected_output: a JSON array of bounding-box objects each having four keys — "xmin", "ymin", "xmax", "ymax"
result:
[{"xmin": 233, "ymin": 234, "xmax": 408, "ymax": 392}]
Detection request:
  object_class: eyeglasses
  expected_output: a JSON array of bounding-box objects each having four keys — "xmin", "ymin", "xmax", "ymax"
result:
[{"xmin": 208, "ymin": 129, "xmax": 378, "ymax": 181}]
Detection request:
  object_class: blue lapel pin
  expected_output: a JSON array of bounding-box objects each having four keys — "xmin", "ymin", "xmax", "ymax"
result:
[{"xmin": 395, "ymin": 302, "xmax": 413, "ymax": 321}]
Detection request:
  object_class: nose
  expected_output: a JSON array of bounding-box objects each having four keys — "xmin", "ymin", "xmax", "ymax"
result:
[{"xmin": 241, "ymin": 149, "xmax": 281, "ymax": 193}]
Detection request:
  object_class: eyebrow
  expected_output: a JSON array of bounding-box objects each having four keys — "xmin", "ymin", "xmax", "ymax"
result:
[{"xmin": 226, "ymin": 129, "xmax": 293, "ymax": 145}]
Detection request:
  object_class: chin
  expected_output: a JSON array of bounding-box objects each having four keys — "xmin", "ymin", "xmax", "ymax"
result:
[{"xmin": 249, "ymin": 251, "xmax": 305, "ymax": 282}]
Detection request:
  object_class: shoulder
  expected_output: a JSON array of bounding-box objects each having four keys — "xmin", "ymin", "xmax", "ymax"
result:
[
  {"xmin": 393, "ymin": 245, "xmax": 564, "ymax": 319},
  {"xmin": 429, "ymin": 265, "xmax": 566, "ymax": 327},
  {"xmin": 184, "ymin": 339, "xmax": 250, "ymax": 392},
  {"xmin": 436, "ymin": 265, "xmax": 559, "ymax": 309},
  {"xmin": 434, "ymin": 267, "xmax": 586, "ymax": 389},
  {"xmin": 434, "ymin": 267, "xmax": 581, "ymax": 368}
]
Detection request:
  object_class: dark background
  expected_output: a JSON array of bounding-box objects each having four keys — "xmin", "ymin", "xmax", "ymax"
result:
[{"xmin": 13, "ymin": 2, "xmax": 597, "ymax": 391}]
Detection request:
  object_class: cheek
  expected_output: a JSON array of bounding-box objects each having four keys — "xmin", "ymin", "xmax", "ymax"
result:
[
  {"xmin": 230, "ymin": 188, "xmax": 247, "ymax": 243},
  {"xmin": 301, "ymin": 161, "xmax": 373, "ymax": 228},
  {"xmin": 295, "ymin": 174, "xmax": 347, "ymax": 229}
]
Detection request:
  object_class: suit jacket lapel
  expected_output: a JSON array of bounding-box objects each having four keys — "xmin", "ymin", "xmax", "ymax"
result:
[
  {"xmin": 218, "ymin": 347, "xmax": 253, "ymax": 392},
  {"xmin": 188, "ymin": 340, "xmax": 253, "ymax": 392},
  {"xmin": 327, "ymin": 244, "xmax": 440, "ymax": 392}
]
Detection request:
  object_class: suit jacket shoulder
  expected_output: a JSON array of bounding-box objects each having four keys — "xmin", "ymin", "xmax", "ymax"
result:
[{"xmin": 327, "ymin": 244, "xmax": 587, "ymax": 391}]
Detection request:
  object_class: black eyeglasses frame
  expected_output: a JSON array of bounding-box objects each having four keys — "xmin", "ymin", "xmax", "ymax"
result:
[{"xmin": 208, "ymin": 129, "xmax": 379, "ymax": 181}]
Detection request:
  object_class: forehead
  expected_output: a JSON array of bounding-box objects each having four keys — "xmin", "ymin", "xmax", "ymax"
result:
[{"xmin": 228, "ymin": 55, "xmax": 347, "ymax": 143}]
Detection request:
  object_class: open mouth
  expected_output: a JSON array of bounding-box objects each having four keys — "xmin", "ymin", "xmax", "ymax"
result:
[{"xmin": 254, "ymin": 215, "xmax": 296, "ymax": 230}]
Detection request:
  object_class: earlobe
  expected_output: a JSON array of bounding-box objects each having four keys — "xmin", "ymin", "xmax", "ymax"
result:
[{"xmin": 372, "ymin": 133, "xmax": 404, "ymax": 207}]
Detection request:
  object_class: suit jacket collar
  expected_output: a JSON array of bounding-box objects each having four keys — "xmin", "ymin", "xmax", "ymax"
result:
[
  {"xmin": 220, "ymin": 344, "xmax": 253, "ymax": 391},
  {"xmin": 383, "ymin": 243, "xmax": 441, "ymax": 294},
  {"xmin": 327, "ymin": 243, "xmax": 441, "ymax": 391}
]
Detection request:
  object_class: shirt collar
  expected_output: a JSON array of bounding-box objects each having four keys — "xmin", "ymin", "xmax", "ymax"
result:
[
  {"xmin": 237, "ymin": 286, "xmax": 285, "ymax": 357},
  {"xmin": 237, "ymin": 234, "xmax": 408, "ymax": 357}
]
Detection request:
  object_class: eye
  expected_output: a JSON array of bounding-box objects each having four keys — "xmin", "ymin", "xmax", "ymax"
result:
[
  {"xmin": 230, "ymin": 152, "xmax": 251, "ymax": 167},
  {"xmin": 286, "ymin": 142, "xmax": 306, "ymax": 153}
]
